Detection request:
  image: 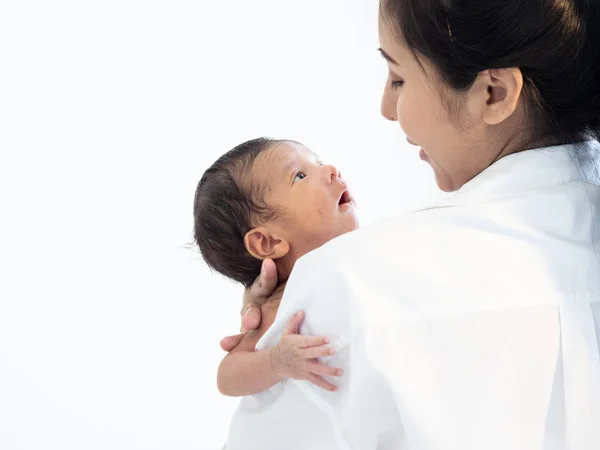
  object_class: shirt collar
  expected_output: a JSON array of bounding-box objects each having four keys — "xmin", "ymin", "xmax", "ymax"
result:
[{"xmin": 418, "ymin": 141, "xmax": 600, "ymax": 211}]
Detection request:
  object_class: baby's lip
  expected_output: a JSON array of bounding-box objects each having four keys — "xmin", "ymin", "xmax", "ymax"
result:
[{"xmin": 338, "ymin": 188, "xmax": 352, "ymax": 206}]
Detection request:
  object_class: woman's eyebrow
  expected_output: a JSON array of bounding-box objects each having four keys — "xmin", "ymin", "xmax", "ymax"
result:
[{"xmin": 378, "ymin": 47, "xmax": 398, "ymax": 65}]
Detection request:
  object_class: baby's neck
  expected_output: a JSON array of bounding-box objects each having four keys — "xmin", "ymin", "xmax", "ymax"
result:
[
  {"xmin": 275, "ymin": 257, "xmax": 294, "ymax": 285},
  {"xmin": 269, "ymin": 281, "xmax": 287, "ymax": 302},
  {"xmin": 261, "ymin": 281, "xmax": 286, "ymax": 319}
]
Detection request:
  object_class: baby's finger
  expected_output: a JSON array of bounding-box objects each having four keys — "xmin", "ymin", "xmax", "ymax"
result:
[
  {"xmin": 304, "ymin": 345, "xmax": 336, "ymax": 359},
  {"xmin": 306, "ymin": 373, "xmax": 338, "ymax": 392},
  {"xmin": 298, "ymin": 335, "xmax": 330, "ymax": 349},
  {"xmin": 308, "ymin": 361, "xmax": 343, "ymax": 377}
]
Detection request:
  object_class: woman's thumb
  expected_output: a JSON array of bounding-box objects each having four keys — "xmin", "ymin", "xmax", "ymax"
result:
[{"xmin": 255, "ymin": 258, "xmax": 278, "ymax": 296}]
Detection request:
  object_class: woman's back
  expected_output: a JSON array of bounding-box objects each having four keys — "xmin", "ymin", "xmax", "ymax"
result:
[
  {"xmin": 338, "ymin": 144, "xmax": 600, "ymax": 449},
  {"xmin": 355, "ymin": 144, "xmax": 600, "ymax": 313}
]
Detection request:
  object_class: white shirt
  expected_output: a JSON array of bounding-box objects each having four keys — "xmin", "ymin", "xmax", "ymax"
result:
[{"xmin": 226, "ymin": 143, "xmax": 600, "ymax": 450}]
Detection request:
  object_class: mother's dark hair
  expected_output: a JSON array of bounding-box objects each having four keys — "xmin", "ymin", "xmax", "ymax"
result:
[{"xmin": 381, "ymin": 0, "xmax": 600, "ymax": 147}]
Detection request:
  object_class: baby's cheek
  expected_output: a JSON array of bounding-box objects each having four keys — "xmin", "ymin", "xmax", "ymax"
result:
[{"xmin": 305, "ymin": 201, "xmax": 326, "ymax": 221}]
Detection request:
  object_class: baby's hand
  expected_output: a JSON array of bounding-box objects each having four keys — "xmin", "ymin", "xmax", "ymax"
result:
[{"xmin": 269, "ymin": 311, "xmax": 343, "ymax": 392}]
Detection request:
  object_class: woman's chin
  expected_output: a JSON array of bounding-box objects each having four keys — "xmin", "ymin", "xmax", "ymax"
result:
[{"xmin": 433, "ymin": 169, "xmax": 459, "ymax": 193}]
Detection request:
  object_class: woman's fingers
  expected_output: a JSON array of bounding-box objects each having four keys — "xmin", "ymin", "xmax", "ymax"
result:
[
  {"xmin": 284, "ymin": 311, "xmax": 305, "ymax": 335},
  {"xmin": 240, "ymin": 259, "xmax": 278, "ymax": 332},
  {"xmin": 305, "ymin": 373, "xmax": 338, "ymax": 392},
  {"xmin": 240, "ymin": 306, "xmax": 261, "ymax": 333},
  {"xmin": 245, "ymin": 258, "xmax": 278, "ymax": 299},
  {"xmin": 219, "ymin": 332, "xmax": 246, "ymax": 352}
]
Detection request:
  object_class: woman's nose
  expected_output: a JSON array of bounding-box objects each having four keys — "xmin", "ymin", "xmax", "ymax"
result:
[{"xmin": 381, "ymin": 77, "xmax": 397, "ymax": 122}]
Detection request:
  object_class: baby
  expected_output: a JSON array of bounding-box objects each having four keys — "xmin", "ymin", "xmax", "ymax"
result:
[{"xmin": 193, "ymin": 137, "xmax": 359, "ymax": 396}]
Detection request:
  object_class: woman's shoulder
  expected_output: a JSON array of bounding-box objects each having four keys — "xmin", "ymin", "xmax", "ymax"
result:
[
  {"xmin": 325, "ymin": 210, "xmax": 442, "ymax": 252},
  {"xmin": 291, "ymin": 212, "xmax": 432, "ymax": 281}
]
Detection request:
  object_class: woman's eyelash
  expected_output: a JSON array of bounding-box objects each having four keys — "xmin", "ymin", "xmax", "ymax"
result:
[{"xmin": 391, "ymin": 80, "xmax": 404, "ymax": 89}]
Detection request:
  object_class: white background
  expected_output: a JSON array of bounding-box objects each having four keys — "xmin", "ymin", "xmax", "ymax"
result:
[{"xmin": 0, "ymin": 1, "xmax": 439, "ymax": 449}]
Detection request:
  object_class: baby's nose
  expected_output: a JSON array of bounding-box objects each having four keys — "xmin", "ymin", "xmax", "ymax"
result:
[{"xmin": 325, "ymin": 164, "xmax": 341, "ymax": 182}]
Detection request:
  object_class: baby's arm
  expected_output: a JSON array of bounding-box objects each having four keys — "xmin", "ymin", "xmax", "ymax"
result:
[
  {"xmin": 217, "ymin": 306, "xmax": 342, "ymax": 397},
  {"xmin": 216, "ymin": 300, "xmax": 280, "ymax": 396}
]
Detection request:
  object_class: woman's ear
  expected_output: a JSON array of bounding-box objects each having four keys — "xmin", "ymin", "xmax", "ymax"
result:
[
  {"xmin": 244, "ymin": 227, "xmax": 290, "ymax": 260},
  {"xmin": 468, "ymin": 67, "xmax": 523, "ymax": 126}
]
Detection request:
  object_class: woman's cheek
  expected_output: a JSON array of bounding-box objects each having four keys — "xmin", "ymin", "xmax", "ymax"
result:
[{"xmin": 396, "ymin": 96, "xmax": 417, "ymax": 142}]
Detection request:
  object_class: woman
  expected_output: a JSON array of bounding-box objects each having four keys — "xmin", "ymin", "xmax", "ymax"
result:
[{"xmin": 222, "ymin": 1, "xmax": 600, "ymax": 449}]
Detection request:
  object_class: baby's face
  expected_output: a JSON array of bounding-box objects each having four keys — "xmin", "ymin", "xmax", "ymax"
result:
[{"xmin": 256, "ymin": 141, "xmax": 359, "ymax": 258}]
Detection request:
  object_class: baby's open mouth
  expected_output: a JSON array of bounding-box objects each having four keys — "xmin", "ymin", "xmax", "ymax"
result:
[{"xmin": 338, "ymin": 190, "xmax": 352, "ymax": 206}]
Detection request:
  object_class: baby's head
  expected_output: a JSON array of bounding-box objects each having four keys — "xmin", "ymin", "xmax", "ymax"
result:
[{"xmin": 194, "ymin": 137, "xmax": 359, "ymax": 287}]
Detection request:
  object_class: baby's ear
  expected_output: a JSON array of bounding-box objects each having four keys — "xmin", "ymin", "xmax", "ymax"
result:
[{"xmin": 244, "ymin": 227, "xmax": 290, "ymax": 260}]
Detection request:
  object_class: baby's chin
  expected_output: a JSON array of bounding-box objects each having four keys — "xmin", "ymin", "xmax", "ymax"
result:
[
  {"xmin": 296, "ymin": 224, "xmax": 360, "ymax": 256},
  {"xmin": 331, "ymin": 220, "xmax": 360, "ymax": 240}
]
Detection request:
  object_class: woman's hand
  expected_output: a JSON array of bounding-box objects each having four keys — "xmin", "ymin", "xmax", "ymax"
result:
[
  {"xmin": 241, "ymin": 258, "xmax": 278, "ymax": 332},
  {"xmin": 219, "ymin": 258, "xmax": 278, "ymax": 352},
  {"xmin": 269, "ymin": 311, "xmax": 342, "ymax": 392},
  {"xmin": 219, "ymin": 332, "xmax": 247, "ymax": 352}
]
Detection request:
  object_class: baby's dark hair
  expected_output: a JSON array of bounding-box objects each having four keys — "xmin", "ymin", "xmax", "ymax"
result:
[{"xmin": 193, "ymin": 137, "xmax": 282, "ymax": 287}]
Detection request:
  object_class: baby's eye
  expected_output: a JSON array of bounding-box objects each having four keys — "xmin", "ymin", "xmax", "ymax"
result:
[{"xmin": 293, "ymin": 171, "xmax": 307, "ymax": 183}]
